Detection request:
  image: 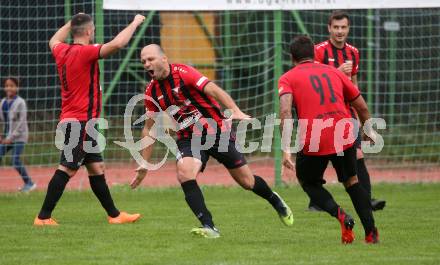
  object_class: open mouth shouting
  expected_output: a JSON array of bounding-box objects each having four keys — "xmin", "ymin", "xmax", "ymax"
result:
[{"xmin": 148, "ymin": 69, "xmax": 154, "ymax": 78}]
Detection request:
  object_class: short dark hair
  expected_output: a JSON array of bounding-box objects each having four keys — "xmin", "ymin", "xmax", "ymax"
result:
[
  {"xmin": 71, "ymin": 13, "xmax": 93, "ymax": 37},
  {"xmin": 4, "ymin": 76, "xmax": 19, "ymax": 87},
  {"xmin": 290, "ymin": 35, "xmax": 314, "ymax": 62},
  {"xmin": 328, "ymin": 10, "xmax": 350, "ymax": 26}
]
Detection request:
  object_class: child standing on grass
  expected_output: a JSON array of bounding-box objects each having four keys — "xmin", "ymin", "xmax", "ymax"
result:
[{"xmin": 0, "ymin": 77, "xmax": 36, "ymax": 192}]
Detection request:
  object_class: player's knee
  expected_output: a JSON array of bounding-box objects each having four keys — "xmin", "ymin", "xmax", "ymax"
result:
[
  {"xmin": 176, "ymin": 166, "xmax": 195, "ymax": 183},
  {"xmin": 96, "ymin": 163, "xmax": 105, "ymax": 173},
  {"xmin": 300, "ymin": 177, "xmax": 323, "ymax": 190},
  {"xmin": 238, "ymin": 176, "xmax": 254, "ymax": 190},
  {"xmin": 58, "ymin": 165, "xmax": 76, "ymax": 177},
  {"xmin": 85, "ymin": 162, "xmax": 105, "ymax": 176},
  {"xmin": 343, "ymin": 176, "xmax": 359, "ymax": 188},
  {"xmin": 300, "ymin": 181, "xmax": 317, "ymax": 193}
]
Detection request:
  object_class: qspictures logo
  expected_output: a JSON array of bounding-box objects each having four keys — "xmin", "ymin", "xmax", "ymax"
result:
[{"xmin": 55, "ymin": 94, "xmax": 385, "ymax": 171}]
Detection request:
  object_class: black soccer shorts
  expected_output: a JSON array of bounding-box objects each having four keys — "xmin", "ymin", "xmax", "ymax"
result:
[
  {"xmin": 58, "ymin": 121, "xmax": 103, "ymax": 170},
  {"xmin": 295, "ymin": 145, "xmax": 357, "ymax": 185},
  {"xmin": 176, "ymin": 135, "xmax": 247, "ymax": 172}
]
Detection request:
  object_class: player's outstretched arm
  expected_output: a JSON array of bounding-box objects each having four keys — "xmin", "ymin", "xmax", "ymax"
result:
[
  {"xmin": 49, "ymin": 21, "xmax": 71, "ymax": 51},
  {"xmin": 279, "ymin": 93, "xmax": 295, "ymax": 170},
  {"xmin": 203, "ymin": 82, "xmax": 251, "ymax": 120},
  {"xmin": 130, "ymin": 118, "xmax": 156, "ymax": 189},
  {"xmin": 100, "ymin": 14, "xmax": 145, "ymax": 59}
]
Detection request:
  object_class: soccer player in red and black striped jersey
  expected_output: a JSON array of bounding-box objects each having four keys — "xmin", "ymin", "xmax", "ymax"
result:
[
  {"xmin": 130, "ymin": 44, "xmax": 294, "ymax": 238},
  {"xmin": 34, "ymin": 13, "xmax": 145, "ymax": 226},
  {"xmin": 279, "ymin": 35, "xmax": 379, "ymax": 243},
  {"xmin": 313, "ymin": 10, "xmax": 386, "ymax": 212}
]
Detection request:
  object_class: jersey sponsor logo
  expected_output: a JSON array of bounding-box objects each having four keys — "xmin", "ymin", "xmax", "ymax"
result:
[
  {"xmin": 329, "ymin": 58, "xmax": 335, "ymax": 62},
  {"xmin": 178, "ymin": 111, "xmax": 202, "ymax": 130},
  {"xmin": 175, "ymin": 66, "xmax": 188, "ymax": 74}
]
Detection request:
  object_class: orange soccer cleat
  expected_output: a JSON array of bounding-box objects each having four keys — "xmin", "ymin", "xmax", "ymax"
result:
[
  {"xmin": 34, "ymin": 216, "xmax": 59, "ymax": 226},
  {"xmin": 108, "ymin": 211, "xmax": 141, "ymax": 224}
]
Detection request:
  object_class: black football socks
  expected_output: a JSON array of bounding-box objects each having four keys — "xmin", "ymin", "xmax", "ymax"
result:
[
  {"xmin": 346, "ymin": 182, "xmax": 375, "ymax": 235},
  {"xmin": 251, "ymin": 175, "xmax": 282, "ymax": 209},
  {"xmin": 300, "ymin": 182, "xmax": 339, "ymax": 217},
  {"xmin": 356, "ymin": 158, "xmax": 372, "ymax": 200},
  {"xmin": 38, "ymin": 169, "xmax": 70, "ymax": 219},
  {"xmin": 89, "ymin": 174, "xmax": 120, "ymax": 218},
  {"xmin": 181, "ymin": 179, "xmax": 215, "ymax": 228}
]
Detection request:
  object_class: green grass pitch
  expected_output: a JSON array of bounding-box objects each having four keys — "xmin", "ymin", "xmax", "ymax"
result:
[{"xmin": 0, "ymin": 183, "xmax": 439, "ymax": 265}]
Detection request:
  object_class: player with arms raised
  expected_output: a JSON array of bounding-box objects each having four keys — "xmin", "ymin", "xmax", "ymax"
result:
[{"xmin": 34, "ymin": 13, "xmax": 145, "ymax": 226}]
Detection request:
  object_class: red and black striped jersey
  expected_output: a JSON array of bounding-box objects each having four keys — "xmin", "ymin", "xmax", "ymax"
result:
[
  {"xmin": 52, "ymin": 43, "xmax": 102, "ymax": 122},
  {"xmin": 314, "ymin": 40, "xmax": 360, "ymax": 77},
  {"xmin": 144, "ymin": 64, "xmax": 227, "ymax": 140}
]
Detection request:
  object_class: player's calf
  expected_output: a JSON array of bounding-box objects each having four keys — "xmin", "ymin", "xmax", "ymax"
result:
[
  {"xmin": 248, "ymin": 174, "xmax": 294, "ymax": 226},
  {"xmin": 345, "ymin": 179, "xmax": 377, "ymax": 241}
]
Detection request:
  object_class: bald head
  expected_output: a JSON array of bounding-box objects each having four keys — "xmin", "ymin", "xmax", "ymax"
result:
[
  {"xmin": 141, "ymin": 44, "xmax": 165, "ymax": 57},
  {"xmin": 140, "ymin": 44, "xmax": 169, "ymax": 80}
]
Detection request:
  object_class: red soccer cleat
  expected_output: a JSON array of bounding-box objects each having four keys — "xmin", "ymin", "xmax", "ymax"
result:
[
  {"xmin": 365, "ymin": 227, "xmax": 379, "ymax": 244},
  {"xmin": 337, "ymin": 208, "xmax": 355, "ymax": 244}
]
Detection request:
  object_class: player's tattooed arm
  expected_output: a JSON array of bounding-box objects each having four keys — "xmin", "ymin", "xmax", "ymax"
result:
[
  {"xmin": 49, "ymin": 20, "xmax": 71, "ymax": 51},
  {"xmin": 279, "ymin": 93, "xmax": 295, "ymax": 170},
  {"xmin": 204, "ymin": 82, "xmax": 251, "ymax": 120}
]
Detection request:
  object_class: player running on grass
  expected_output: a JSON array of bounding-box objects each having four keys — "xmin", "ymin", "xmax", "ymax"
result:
[
  {"xmin": 312, "ymin": 10, "xmax": 386, "ymax": 212},
  {"xmin": 130, "ymin": 44, "xmax": 293, "ymax": 238},
  {"xmin": 34, "ymin": 13, "xmax": 145, "ymax": 226},
  {"xmin": 279, "ymin": 35, "xmax": 379, "ymax": 243}
]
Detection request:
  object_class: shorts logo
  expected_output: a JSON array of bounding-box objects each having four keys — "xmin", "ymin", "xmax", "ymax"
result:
[
  {"xmin": 234, "ymin": 160, "xmax": 243, "ymax": 165},
  {"xmin": 77, "ymin": 158, "xmax": 85, "ymax": 167}
]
